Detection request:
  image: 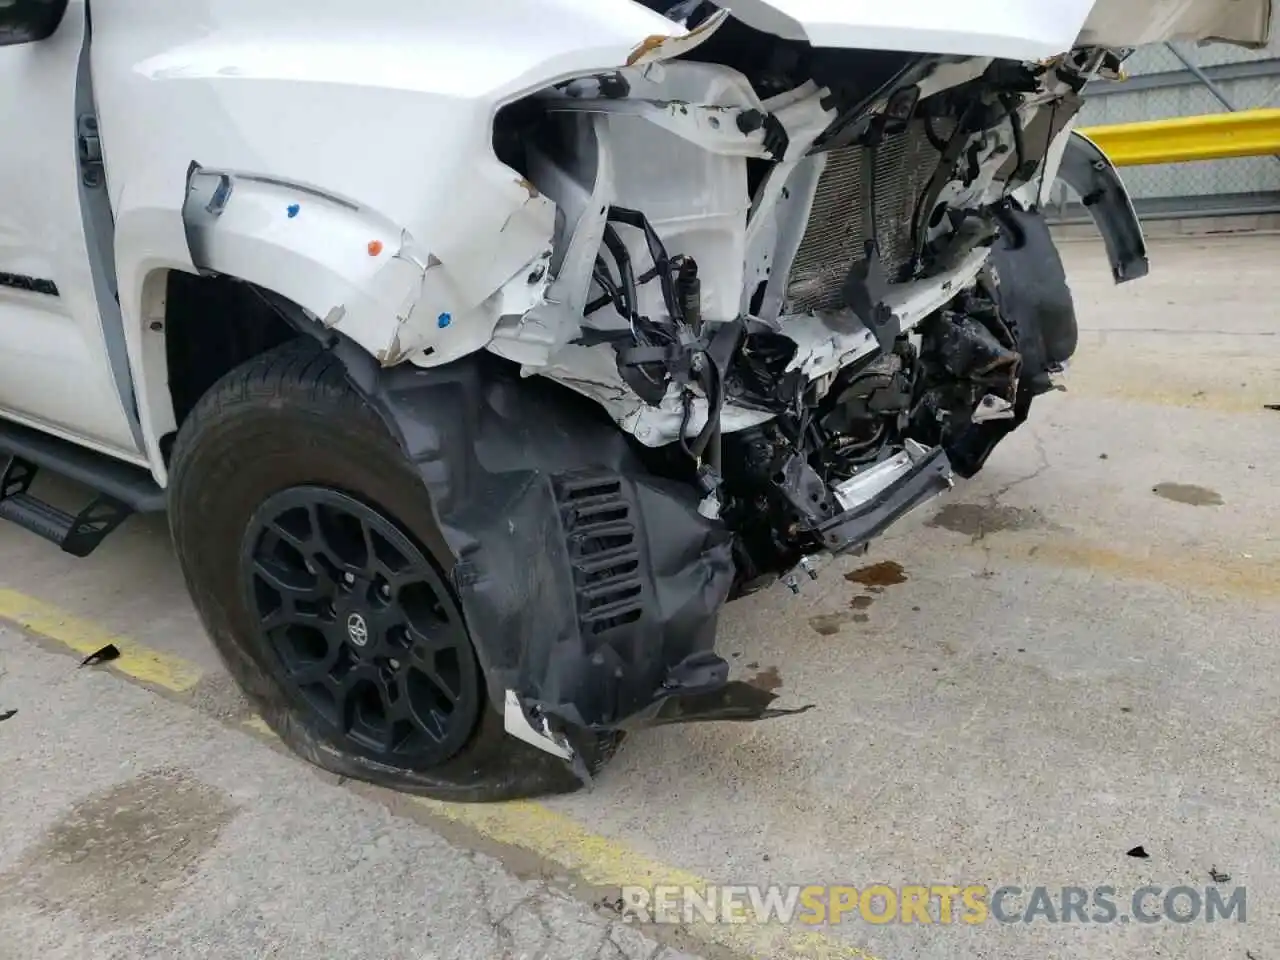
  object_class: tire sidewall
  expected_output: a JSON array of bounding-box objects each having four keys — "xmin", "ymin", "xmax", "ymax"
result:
[{"xmin": 175, "ymin": 388, "xmax": 480, "ymax": 748}]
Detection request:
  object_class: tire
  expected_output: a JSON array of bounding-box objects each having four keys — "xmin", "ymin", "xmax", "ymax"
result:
[{"xmin": 168, "ymin": 338, "xmax": 612, "ymax": 801}]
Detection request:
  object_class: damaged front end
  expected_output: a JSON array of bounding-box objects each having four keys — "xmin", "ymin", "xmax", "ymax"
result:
[{"xmin": 328, "ymin": 2, "xmax": 1165, "ymax": 772}]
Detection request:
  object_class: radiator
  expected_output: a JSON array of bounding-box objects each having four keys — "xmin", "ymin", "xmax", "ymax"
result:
[{"xmin": 785, "ymin": 119, "xmax": 948, "ymax": 314}]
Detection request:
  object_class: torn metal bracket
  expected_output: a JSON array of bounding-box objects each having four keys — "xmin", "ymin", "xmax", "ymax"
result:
[{"xmin": 817, "ymin": 448, "xmax": 954, "ymax": 554}]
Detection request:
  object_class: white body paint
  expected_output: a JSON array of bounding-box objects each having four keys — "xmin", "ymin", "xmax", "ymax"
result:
[{"xmin": 0, "ymin": 0, "xmax": 1270, "ymax": 478}]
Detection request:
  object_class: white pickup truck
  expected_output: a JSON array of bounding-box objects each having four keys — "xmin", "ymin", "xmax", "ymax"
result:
[{"xmin": 0, "ymin": 0, "xmax": 1270, "ymax": 800}]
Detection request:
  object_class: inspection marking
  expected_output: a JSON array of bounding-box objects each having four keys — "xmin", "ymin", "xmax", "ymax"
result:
[
  {"xmin": 0, "ymin": 586, "xmax": 885, "ymax": 960},
  {"xmin": 0, "ymin": 589, "xmax": 203, "ymax": 692}
]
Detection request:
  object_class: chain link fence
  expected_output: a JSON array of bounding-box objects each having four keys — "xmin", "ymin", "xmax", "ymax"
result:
[{"xmin": 1048, "ymin": 36, "xmax": 1280, "ymax": 222}]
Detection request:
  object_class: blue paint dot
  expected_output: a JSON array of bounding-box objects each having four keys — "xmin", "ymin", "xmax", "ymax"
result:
[
  {"xmin": 286, "ymin": 204, "xmax": 300, "ymax": 218},
  {"xmin": 437, "ymin": 312, "xmax": 452, "ymax": 329}
]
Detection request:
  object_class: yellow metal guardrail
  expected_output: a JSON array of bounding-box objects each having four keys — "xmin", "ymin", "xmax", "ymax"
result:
[{"xmin": 1077, "ymin": 108, "xmax": 1280, "ymax": 167}]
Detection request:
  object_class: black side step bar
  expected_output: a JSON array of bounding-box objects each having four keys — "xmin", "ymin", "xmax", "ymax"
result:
[{"xmin": 0, "ymin": 419, "xmax": 165, "ymax": 557}]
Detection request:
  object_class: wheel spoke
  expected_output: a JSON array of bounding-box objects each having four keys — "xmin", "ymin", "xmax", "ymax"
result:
[
  {"xmin": 251, "ymin": 557, "xmax": 307, "ymax": 596},
  {"xmin": 378, "ymin": 672, "xmax": 407, "ymax": 723},
  {"xmin": 243, "ymin": 485, "xmax": 478, "ymax": 765},
  {"xmin": 415, "ymin": 663, "xmax": 459, "ymax": 704},
  {"xmin": 404, "ymin": 619, "xmax": 443, "ymax": 655},
  {"xmin": 361, "ymin": 521, "xmax": 382, "ymax": 577},
  {"xmin": 268, "ymin": 519, "xmax": 311, "ymax": 553},
  {"xmin": 290, "ymin": 652, "xmax": 337, "ymax": 686}
]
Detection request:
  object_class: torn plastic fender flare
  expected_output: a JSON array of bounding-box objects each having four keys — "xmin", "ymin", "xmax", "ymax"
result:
[
  {"xmin": 1055, "ymin": 131, "xmax": 1150, "ymax": 284},
  {"xmin": 182, "ymin": 165, "xmax": 555, "ymax": 369}
]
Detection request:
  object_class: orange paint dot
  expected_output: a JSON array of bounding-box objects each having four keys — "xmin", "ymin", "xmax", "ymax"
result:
[{"xmin": 367, "ymin": 240, "xmax": 384, "ymax": 257}]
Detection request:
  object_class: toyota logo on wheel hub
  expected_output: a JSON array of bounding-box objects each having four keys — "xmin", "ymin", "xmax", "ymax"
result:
[{"xmin": 346, "ymin": 612, "xmax": 369, "ymax": 647}]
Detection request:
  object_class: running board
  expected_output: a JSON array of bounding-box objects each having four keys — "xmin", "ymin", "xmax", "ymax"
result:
[{"xmin": 0, "ymin": 420, "xmax": 165, "ymax": 557}]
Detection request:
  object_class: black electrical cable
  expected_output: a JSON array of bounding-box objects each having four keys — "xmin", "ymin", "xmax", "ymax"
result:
[
  {"xmin": 1001, "ymin": 93, "xmax": 1028, "ymax": 179},
  {"xmin": 597, "ymin": 205, "xmax": 725, "ymax": 470},
  {"xmin": 678, "ymin": 389, "xmax": 695, "ymax": 459},
  {"xmin": 601, "ymin": 224, "xmax": 638, "ymax": 326},
  {"xmin": 703, "ymin": 353, "xmax": 723, "ymax": 472},
  {"xmin": 607, "ymin": 207, "xmax": 684, "ymax": 330},
  {"xmin": 588, "ymin": 256, "xmax": 624, "ymax": 317},
  {"xmin": 688, "ymin": 354, "xmax": 723, "ymax": 461},
  {"xmin": 909, "ymin": 100, "xmax": 980, "ymax": 260}
]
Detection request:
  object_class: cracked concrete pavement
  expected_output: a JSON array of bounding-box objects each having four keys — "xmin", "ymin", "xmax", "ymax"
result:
[
  {"xmin": 1, "ymin": 233, "xmax": 1279, "ymax": 960},
  {"xmin": 0, "ymin": 637, "xmax": 697, "ymax": 960}
]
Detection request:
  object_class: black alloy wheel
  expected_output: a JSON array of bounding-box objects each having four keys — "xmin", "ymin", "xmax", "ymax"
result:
[{"xmin": 240, "ymin": 486, "xmax": 481, "ymax": 764}]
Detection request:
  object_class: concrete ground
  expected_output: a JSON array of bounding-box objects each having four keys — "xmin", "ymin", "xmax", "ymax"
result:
[{"xmin": 1, "ymin": 234, "xmax": 1278, "ymax": 960}]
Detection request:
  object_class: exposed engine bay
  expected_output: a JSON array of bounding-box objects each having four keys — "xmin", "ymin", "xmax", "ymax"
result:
[
  {"xmin": 331, "ymin": 1, "xmax": 1158, "ymax": 772},
  {"xmin": 478, "ymin": 2, "xmax": 1145, "ymax": 591}
]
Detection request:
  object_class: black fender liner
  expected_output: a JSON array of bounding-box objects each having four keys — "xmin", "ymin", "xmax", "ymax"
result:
[
  {"xmin": 318, "ymin": 339, "xmax": 795, "ymax": 755},
  {"xmin": 946, "ymin": 204, "xmax": 1076, "ymax": 478}
]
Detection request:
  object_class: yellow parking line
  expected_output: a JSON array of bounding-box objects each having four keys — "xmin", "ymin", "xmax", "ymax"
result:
[
  {"xmin": 241, "ymin": 714, "xmax": 278, "ymax": 738},
  {"xmin": 417, "ymin": 796, "xmax": 884, "ymax": 960},
  {"xmin": 0, "ymin": 587, "xmax": 884, "ymax": 960},
  {"xmin": 0, "ymin": 588, "xmax": 203, "ymax": 692}
]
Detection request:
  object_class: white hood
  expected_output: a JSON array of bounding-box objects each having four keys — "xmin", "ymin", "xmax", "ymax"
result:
[{"xmin": 716, "ymin": 0, "xmax": 1272, "ymax": 58}]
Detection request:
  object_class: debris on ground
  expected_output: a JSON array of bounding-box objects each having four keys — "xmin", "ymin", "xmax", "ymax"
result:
[
  {"xmin": 79, "ymin": 643, "xmax": 121, "ymax": 667},
  {"xmin": 0, "ymin": 708, "xmax": 16, "ymax": 723},
  {"xmin": 1126, "ymin": 845, "xmax": 1150, "ymax": 859},
  {"xmin": 1209, "ymin": 866, "xmax": 1231, "ymax": 883}
]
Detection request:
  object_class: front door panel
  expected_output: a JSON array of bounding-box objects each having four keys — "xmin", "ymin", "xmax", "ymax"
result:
[{"xmin": 0, "ymin": 0, "xmax": 141, "ymax": 459}]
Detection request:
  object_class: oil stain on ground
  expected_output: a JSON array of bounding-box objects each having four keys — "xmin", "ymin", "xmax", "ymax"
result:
[
  {"xmin": 1152, "ymin": 482, "xmax": 1224, "ymax": 506},
  {"xmin": 809, "ymin": 612, "xmax": 853, "ymax": 636},
  {"xmin": 0, "ymin": 770, "xmax": 237, "ymax": 927},
  {"xmin": 844, "ymin": 560, "xmax": 907, "ymax": 587},
  {"xmin": 927, "ymin": 502, "xmax": 1043, "ymax": 540},
  {"xmin": 850, "ymin": 595, "xmax": 874, "ymax": 610},
  {"xmin": 745, "ymin": 665, "xmax": 783, "ymax": 693},
  {"xmin": 809, "ymin": 608, "xmax": 873, "ymax": 635}
]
